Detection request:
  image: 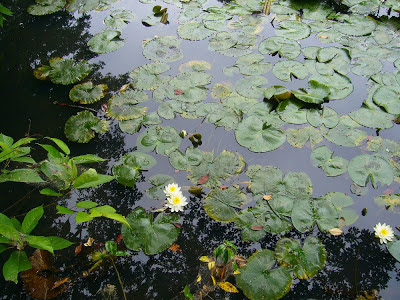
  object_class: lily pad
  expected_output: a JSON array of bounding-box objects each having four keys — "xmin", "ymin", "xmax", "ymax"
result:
[
  {"xmin": 235, "ymin": 76, "xmax": 267, "ymax": 99},
  {"xmin": 275, "ymin": 20, "xmax": 311, "ymax": 40},
  {"xmin": 64, "ymin": 111, "xmax": 109, "ymax": 143},
  {"xmin": 275, "ymin": 237, "xmax": 326, "ymax": 279},
  {"xmin": 372, "ymin": 85, "xmax": 400, "ymax": 115},
  {"xmin": 236, "ymin": 249, "xmax": 292, "ymax": 300},
  {"xmin": 235, "ymin": 116, "xmax": 286, "ymax": 153},
  {"xmin": 277, "ymin": 99, "xmax": 308, "ymax": 124},
  {"xmin": 119, "ymin": 112, "xmax": 161, "ymax": 134},
  {"xmin": 107, "ymin": 89, "xmax": 148, "ymax": 121},
  {"xmin": 323, "ymin": 192, "xmax": 358, "ymax": 226},
  {"xmin": 104, "ymin": 9, "xmax": 135, "ymax": 29},
  {"xmin": 315, "ymin": 47, "xmax": 351, "ymax": 76},
  {"xmin": 273, "ymin": 60, "xmax": 308, "ymax": 82},
  {"xmin": 309, "ymin": 73, "xmax": 353, "ymax": 100},
  {"xmin": 121, "ymin": 207, "xmax": 181, "ymax": 255},
  {"xmin": 374, "ymin": 194, "xmax": 400, "ymax": 214},
  {"xmin": 177, "ymin": 21, "xmax": 214, "ymax": 41},
  {"xmin": 348, "ymin": 154, "xmax": 394, "ymax": 188},
  {"xmin": 387, "ymin": 240, "xmax": 400, "ymax": 262},
  {"xmin": 351, "ymin": 55, "xmax": 383, "ymax": 77},
  {"xmin": 232, "ymin": 53, "xmax": 272, "ymax": 76},
  {"xmin": 27, "ymin": 0, "xmax": 64, "ymax": 15},
  {"xmin": 87, "ymin": 29, "xmax": 125, "ymax": 53},
  {"xmin": 69, "ymin": 82, "xmax": 107, "ymax": 104},
  {"xmin": 157, "ymin": 101, "xmax": 183, "ymax": 120},
  {"xmin": 321, "ymin": 116, "xmax": 368, "ymax": 147},
  {"xmin": 203, "ymin": 187, "xmax": 247, "ymax": 222},
  {"xmin": 259, "ymin": 37, "xmax": 301, "ymax": 59},
  {"xmin": 136, "ymin": 125, "xmax": 181, "ymax": 156},
  {"xmin": 142, "ymin": 36, "xmax": 183, "ymax": 63},
  {"xmin": 146, "ymin": 174, "xmax": 175, "ymax": 200},
  {"xmin": 333, "ymin": 14, "xmax": 376, "ymax": 37},
  {"xmin": 307, "ymin": 107, "xmax": 339, "ymax": 128},
  {"xmin": 349, "ymin": 105, "xmax": 395, "ymax": 129},
  {"xmin": 112, "ymin": 152, "xmax": 156, "ymax": 187},
  {"xmin": 130, "ymin": 62, "xmax": 171, "ymax": 90},
  {"xmin": 292, "ymin": 80, "xmax": 330, "ymax": 104},
  {"xmin": 310, "ymin": 146, "xmax": 349, "ymax": 177},
  {"xmin": 286, "ymin": 127, "xmax": 322, "ymax": 149}
]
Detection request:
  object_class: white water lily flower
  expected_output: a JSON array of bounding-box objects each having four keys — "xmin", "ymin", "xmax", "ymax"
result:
[
  {"xmin": 163, "ymin": 183, "xmax": 181, "ymax": 196},
  {"xmin": 165, "ymin": 192, "xmax": 188, "ymax": 212},
  {"xmin": 374, "ymin": 222, "xmax": 394, "ymax": 244}
]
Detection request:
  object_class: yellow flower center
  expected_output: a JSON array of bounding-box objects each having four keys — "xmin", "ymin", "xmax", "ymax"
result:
[
  {"xmin": 381, "ymin": 228, "xmax": 388, "ymax": 236},
  {"xmin": 172, "ymin": 197, "xmax": 181, "ymax": 204},
  {"xmin": 170, "ymin": 187, "xmax": 176, "ymax": 192}
]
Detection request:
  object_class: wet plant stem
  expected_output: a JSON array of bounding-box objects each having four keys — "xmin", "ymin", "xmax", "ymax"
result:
[
  {"xmin": 110, "ymin": 256, "xmax": 127, "ymax": 300},
  {"xmin": 262, "ymin": 0, "xmax": 271, "ymax": 15}
]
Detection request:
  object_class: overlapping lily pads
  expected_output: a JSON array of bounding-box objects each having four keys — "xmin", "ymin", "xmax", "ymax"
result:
[
  {"xmin": 104, "ymin": 9, "xmax": 135, "ymax": 29},
  {"xmin": 136, "ymin": 125, "xmax": 181, "ymax": 156},
  {"xmin": 87, "ymin": 29, "xmax": 125, "ymax": 53},
  {"xmin": 130, "ymin": 62, "xmax": 171, "ymax": 91},
  {"xmin": 310, "ymin": 146, "xmax": 348, "ymax": 177}
]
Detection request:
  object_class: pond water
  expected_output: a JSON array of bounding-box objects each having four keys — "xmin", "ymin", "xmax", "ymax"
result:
[{"xmin": 0, "ymin": 0, "xmax": 400, "ymax": 299}]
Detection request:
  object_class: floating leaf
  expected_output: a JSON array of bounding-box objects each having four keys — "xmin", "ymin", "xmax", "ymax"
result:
[
  {"xmin": 235, "ymin": 116, "xmax": 286, "ymax": 153},
  {"xmin": 104, "ymin": 9, "xmax": 135, "ymax": 29},
  {"xmin": 277, "ymin": 99, "xmax": 308, "ymax": 124},
  {"xmin": 323, "ymin": 192, "xmax": 358, "ymax": 226},
  {"xmin": 372, "ymin": 86, "xmax": 400, "ymax": 115},
  {"xmin": 236, "ymin": 249, "xmax": 292, "ymax": 300},
  {"xmin": 107, "ymin": 89, "xmax": 148, "ymax": 121},
  {"xmin": 232, "ymin": 53, "xmax": 271, "ymax": 76},
  {"xmin": 307, "ymin": 107, "xmax": 339, "ymax": 128},
  {"xmin": 273, "ymin": 60, "xmax": 308, "ymax": 82},
  {"xmin": 27, "ymin": 0, "xmax": 64, "ymax": 15},
  {"xmin": 275, "ymin": 20, "xmax": 311, "ymax": 40},
  {"xmin": 333, "ymin": 14, "xmax": 376, "ymax": 37},
  {"xmin": 69, "ymin": 82, "xmax": 107, "ymax": 104},
  {"xmin": 387, "ymin": 240, "xmax": 400, "ymax": 262},
  {"xmin": 88, "ymin": 29, "xmax": 125, "ymax": 53},
  {"xmin": 315, "ymin": 47, "xmax": 350, "ymax": 76},
  {"xmin": 121, "ymin": 207, "xmax": 181, "ymax": 255},
  {"xmin": 130, "ymin": 62, "xmax": 171, "ymax": 90},
  {"xmin": 308, "ymin": 73, "xmax": 353, "ymax": 100},
  {"xmin": 203, "ymin": 187, "xmax": 247, "ymax": 222},
  {"xmin": 329, "ymin": 228, "xmax": 343, "ymax": 235},
  {"xmin": 349, "ymin": 105, "xmax": 395, "ymax": 129},
  {"xmin": 119, "ymin": 112, "xmax": 161, "ymax": 134},
  {"xmin": 286, "ymin": 127, "xmax": 322, "ymax": 149},
  {"xmin": 64, "ymin": 111, "xmax": 109, "ymax": 143},
  {"xmin": 217, "ymin": 282, "xmax": 239, "ymax": 293},
  {"xmin": 321, "ymin": 116, "xmax": 367, "ymax": 147},
  {"xmin": 177, "ymin": 21, "xmax": 214, "ymax": 41},
  {"xmin": 142, "ymin": 36, "xmax": 183, "ymax": 63},
  {"xmin": 113, "ymin": 152, "xmax": 156, "ymax": 187},
  {"xmin": 348, "ymin": 154, "xmax": 394, "ymax": 188},
  {"xmin": 275, "ymin": 237, "xmax": 326, "ymax": 279},
  {"xmin": 259, "ymin": 37, "xmax": 301, "ymax": 59},
  {"xmin": 136, "ymin": 125, "xmax": 181, "ymax": 156},
  {"xmin": 310, "ymin": 146, "xmax": 349, "ymax": 177},
  {"xmin": 146, "ymin": 174, "xmax": 175, "ymax": 200},
  {"xmin": 374, "ymin": 194, "xmax": 400, "ymax": 213},
  {"xmin": 351, "ymin": 55, "xmax": 383, "ymax": 77}
]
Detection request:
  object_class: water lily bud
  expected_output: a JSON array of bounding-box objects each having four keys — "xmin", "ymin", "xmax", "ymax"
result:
[{"xmin": 179, "ymin": 130, "xmax": 187, "ymax": 138}]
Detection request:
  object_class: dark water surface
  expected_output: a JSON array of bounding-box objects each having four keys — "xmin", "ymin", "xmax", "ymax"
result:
[{"xmin": 0, "ymin": 0, "xmax": 399, "ymax": 299}]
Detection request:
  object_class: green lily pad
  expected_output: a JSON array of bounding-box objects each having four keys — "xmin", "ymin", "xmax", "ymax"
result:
[
  {"xmin": 275, "ymin": 20, "xmax": 311, "ymax": 40},
  {"xmin": 259, "ymin": 37, "xmax": 301, "ymax": 59},
  {"xmin": 112, "ymin": 152, "xmax": 156, "ymax": 187},
  {"xmin": 169, "ymin": 71, "xmax": 212, "ymax": 103},
  {"xmin": 235, "ymin": 76, "xmax": 267, "ymax": 99},
  {"xmin": 275, "ymin": 237, "xmax": 326, "ymax": 279},
  {"xmin": 323, "ymin": 192, "xmax": 358, "ymax": 226},
  {"xmin": 321, "ymin": 116, "xmax": 368, "ymax": 147},
  {"xmin": 119, "ymin": 112, "xmax": 161, "ymax": 134},
  {"xmin": 136, "ymin": 125, "xmax": 181, "ymax": 156},
  {"xmin": 142, "ymin": 36, "xmax": 183, "ymax": 63},
  {"xmin": 292, "ymin": 80, "xmax": 331, "ymax": 104},
  {"xmin": 64, "ymin": 111, "xmax": 109, "ymax": 143},
  {"xmin": 208, "ymin": 31, "xmax": 237, "ymax": 51},
  {"xmin": 107, "ymin": 89, "xmax": 148, "ymax": 121},
  {"xmin": 179, "ymin": 2, "xmax": 202, "ymax": 23},
  {"xmin": 333, "ymin": 14, "xmax": 376, "ymax": 37},
  {"xmin": 351, "ymin": 55, "xmax": 383, "ymax": 77},
  {"xmin": 387, "ymin": 239, "xmax": 400, "ymax": 262},
  {"xmin": 372, "ymin": 86, "xmax": 400, "ymax": 115},
  {"xmin": 277, "ymin": 99, "xmax": 308, "ymax": 124},
  {"xmin": 374, "ymin": 194, "xmax": 400, "ymax": 214},
  {"xmin": 310, "ymin": 146, "xmax": 348, "ymax": 177},
  {"xmin": 273, "ymin": 60, "xmax": 308, "ymax": 82},
  {"xmin": 130, "ymin": 62, "xmax": 171, "ymax": 91},
  {"xmin": 87, "ymin": 29, "xmax": 125, "ymax": 53},
  {"xmin": 34, "ymin": 57, "xmax": 92, "ymax": 85},
  {"xmin": 195, "ymin": 103, "xmax": 241, "ymax": 131},
  {"xmin": 235, "ymin": 116, "xmax": 286, "ymax": 153},
  {"xmin": 348, "ymin": 154, "xmax": 394, "ymax": 188},
  {"xmin": 307, "ymin": 107, "xmax": 339, "ymax": 128},
  {"xmin": 232, "ymin": 53, "xmax": 272, "ymax": 76},
  {"xmin": 309, "ymin": 73, "xmax": 353, "ymax": 100},
  {"xmin": 69, "ymin": 82, "xmax": 107, "ymax": 104},
  {"xmin": 157, "ymin": 101, "xmax": 183, "ymax": 120},
  {"xmin": 236, "ymin": 249, "xmax": 292, "ymax": 300},
  {"xmin": 121, "ymin": 207, "xmax": 181, "ymax": 255},
  {"xmin": 286, "ymin": 127, "xmax": 322, "ymax": 149},
  {"xmin": 177, "ymin": 21, "xmax": 214, "ymax": 41},
  {"xmin": 168, "ymin": 146, "xmax": 203, "ymax": 171},
  {"xmin": 366, "ymin": 137, "xmax": 400, "ymax": 165},
  {"xmin": 104, "ymin": 9, "xmax": 135, "ymax": 29},
  {"xmin": 349, "ymin": 105, "xmax": 395, "ymax": 129},
  {"xmin": 27, "ymin": 0, "xmax": 64, "ymax": 15},
  {"xmin": 203, "ymin": 187, "xmax": 247, "ymax": 222},
  {"xmin": 315, "ymin": 47, "xmax": 351, "ymax": 76},
  {"xmin": 146, "ymin": 174, "xmax": 175, "ymax": 200}
]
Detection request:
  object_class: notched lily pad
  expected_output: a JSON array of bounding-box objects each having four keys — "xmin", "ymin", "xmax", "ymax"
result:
[
  {"xmin": 64, "ymin": 111, "xmax": 109, "ymax": 143},
  {"xmin": 27, "ymin": 0, "xmax": 65, "ymax": 15},
  {"xmin": 273, "ymin": 60, "xmax": 308, "ymax": 82},
  {"xmin": 69, "ymin": 82, "xmax": 107, "ymax": 104},
  {"xmin": 87, "ymin": 29, "xmax": 125, "ymax": 53},
  {"xmin": 177, "ymin": 21, "xmax": 214, "ymax": 41},
  {"xmin": 310, "ymin": 146, "xmax": 348, "ymax": 177},
  {"xmin": 286, "ymin": 127, "xmax": 322, "ymax": 149},
  {"xmin": 136, "ymin": 125, "xmax": 181, "ymax": 156},
  {"xmin": 259, "ymin": 37, "xmax": 301, "ymax": 59},
  {"xmin": 104, "ymin": 9, "xmax": 135, "ymax": 29},
  {"xmin": 142, "ymin": 36, "xmax": 183, "ymax": 62},
  {"xmin": 107, "ymin": 89, "xmax": 149, "ymax": 121},
  {"xmin": 130, "ymin": 62, "xmax": 171, "ymax": 91},
  {"xmin": 275, "ymin": 20, "xmax": 311, "ymax": 40}
]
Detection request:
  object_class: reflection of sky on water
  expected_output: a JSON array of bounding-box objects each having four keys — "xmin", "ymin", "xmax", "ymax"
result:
[{"xmin": 0, "ymin": 0, "xmax": 399, "ymax": 298}]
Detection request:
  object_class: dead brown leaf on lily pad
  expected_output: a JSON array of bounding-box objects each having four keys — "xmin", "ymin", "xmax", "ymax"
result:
[
  {"xmin": 174, "ymin": 89, "xmax": 184, "ymax": 95},
  {"xmin": 328, "ymin": 228, "xmax": 343, "ymax": 236},
  {"xmin": 263, "ymin": 194, "xmax": 272, "ymax": 200},
  {"xmin": 251, "ymin": 225, "xmax": 263, "ymax": 231},
  {"xmin": 21, "ymin": 249, "xmax": 69, "ymax": 299},
  {"xmin": 197, "ymin": 174, "xmax": 209, "ymax": 185}
]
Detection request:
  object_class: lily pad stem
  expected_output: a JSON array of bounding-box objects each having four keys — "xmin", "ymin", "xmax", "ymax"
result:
[
  {"xmin": 262, "ymin": 0, "xmax": 271, "ymax": 15},
  {"xmin": 110, "ymin": 256, "xmax": 127, "ymax": 300}
]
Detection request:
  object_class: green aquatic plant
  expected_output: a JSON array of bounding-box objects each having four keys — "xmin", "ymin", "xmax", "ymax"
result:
[{"xmin": 0, "ymin": 4, "xmax": 12, "ymax": 27}]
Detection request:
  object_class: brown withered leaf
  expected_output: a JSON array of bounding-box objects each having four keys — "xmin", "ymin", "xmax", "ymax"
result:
[
  {"xmin": 251, "ymin": 225, "xmax": 263, "ymax": 231},
  {"xmin": 75, "ymin": 244, "xmax": 82, "ymax": 255},
  {"xmin": 233, "ymin": 255, "xmax": 247, "ymax": 268},
  {"xmin": 173, "ymin": 222, "xmax": 182, "ymax": 228},
  {"xmin": 328, "ymin": 228, "xmax": 343, "ymax": 236},
  {"xmin": 169, "ymin": 243, "xmax": 182, "ymax": 252},
  {"xmin": 262, "ymin": 194, "xmax": 272, "ymax": 200},
  {"xmin": 101, "ymin": 103, "xmax": 108, "ymax": 113},
  {"xmin": 84, "ymin": 237, "xmax": 95, "ymax": 247},
  {"xmin": 319, "ymin": 35, "xmax": 328, "ymax": 39},
  {"xmin": 174, "ymin": 89, "xmax": 184, "ymax": 95},
  {"xmin": 21, "ymin": 249, "xmax": 69, "ymax": 299},
  {"xmin": 197, "ymin": 174, "xmax": 209, "ymax": 185},
  {"xmin": 219, "ymin": 186, "xmax": 228, "ymax": 190},
  {"xmin": 115, "ymin": 234, "xmax": 123, "ymax": 244}
]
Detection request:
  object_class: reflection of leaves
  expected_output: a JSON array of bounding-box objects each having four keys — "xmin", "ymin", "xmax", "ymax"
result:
[{"xmin": 121, "ymin": 207, "xmax": 181, "ymax": 255}]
